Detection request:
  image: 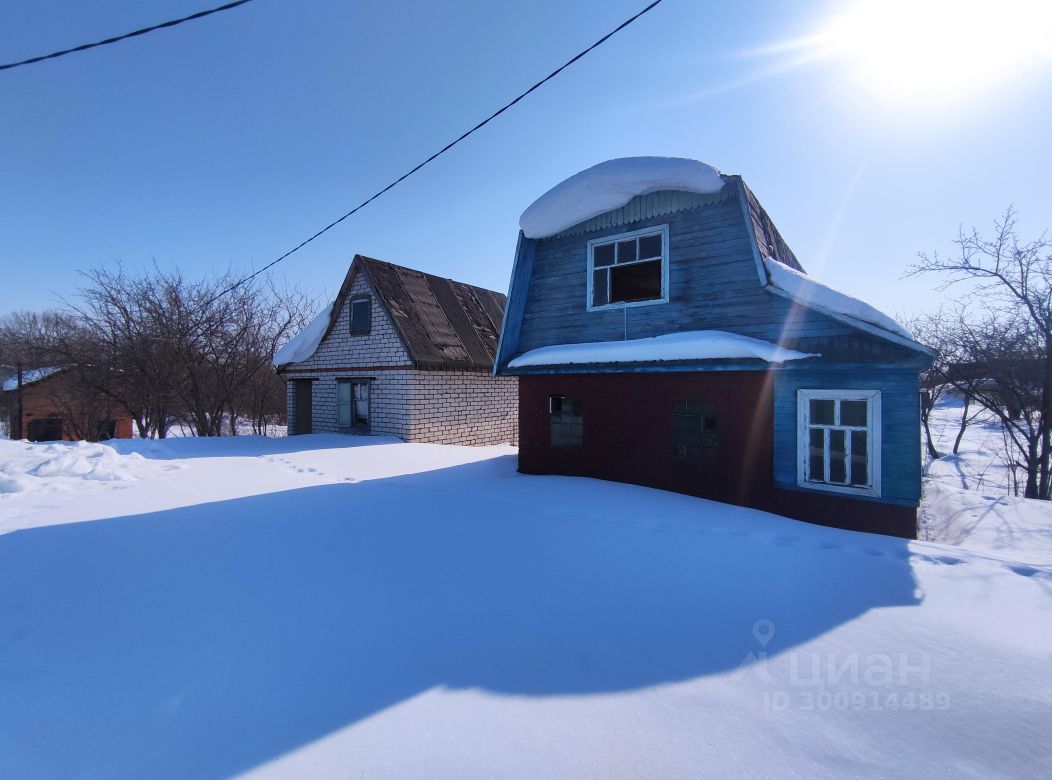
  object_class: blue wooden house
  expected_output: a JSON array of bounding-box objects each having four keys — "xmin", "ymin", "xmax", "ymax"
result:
[{"xmin": 494, "ymin": 157, "xmax": 934, "ymax": 538}]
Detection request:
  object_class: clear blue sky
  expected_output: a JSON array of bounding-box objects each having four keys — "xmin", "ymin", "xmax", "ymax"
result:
[{"xmin": 2, "ymin": 0, "xmax": 1049, "ymax": 319}]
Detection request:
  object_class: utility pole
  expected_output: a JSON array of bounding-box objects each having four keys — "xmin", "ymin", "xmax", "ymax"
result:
[{"xmin": 14, "ymin": 362, "xmax": 23, "ymax": 440}]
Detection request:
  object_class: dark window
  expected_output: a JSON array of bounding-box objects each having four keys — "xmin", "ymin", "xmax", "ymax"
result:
[
  {"xmin": 95, "ymin": 420, "xmax": 117, "ymax": 441},
  {"xmin": 27, "ymin": 417, "xmax": 63, "ymax": 442},
  {"xmin": 550, "ymin": 395, "xmax": 583, "ymax": 449},
  {"xmin": 590, "ymin": 228, "xmax": 666, "ymax": 308},
  {"xmin": 610, "ymin": 261, "xmax": 662, "ymax": 303},
  {"xmin": 337, "ymin": 380, "xmax": 370, "ymax": 431},
  {"xmin": 671, "ymin": 400, "xmax": 717, "ymax": 461},
  {"xmin": 349, "ymin": 295, "xmax": 372, "ymax": 335}
]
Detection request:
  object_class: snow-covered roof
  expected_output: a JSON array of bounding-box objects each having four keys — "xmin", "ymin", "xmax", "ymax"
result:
[
  {"xmin": 2, "ymin": 366, "xmax": 64, "ymax": 392},
  {"xmin": 519, "ymin": 157, "xmax": 726, "ymax": 240},
  {"xmin": 507, "ymin": 330, "xmax": 817, "ymax": 369},
  {"xmin": 762, "ymin": 259, "xmax": 914, "ymax": 342},
  {"xmin": 273, "ymin": 303, "xmax": 333, "ymax": 368}
]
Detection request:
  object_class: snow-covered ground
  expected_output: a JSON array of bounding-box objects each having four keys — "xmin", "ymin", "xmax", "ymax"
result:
[
  {"xmin": 920, "ymin": 397, "xmax": 1052, "ymax": 565},
  {"xmin": 1, "ymin": 434, "xmax": 1050, "ymax": 779}
]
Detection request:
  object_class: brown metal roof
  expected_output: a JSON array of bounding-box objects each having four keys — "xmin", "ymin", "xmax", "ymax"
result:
[{"xmin": 327, "ymin": 255, "xmax": 506, "ymax": 372}]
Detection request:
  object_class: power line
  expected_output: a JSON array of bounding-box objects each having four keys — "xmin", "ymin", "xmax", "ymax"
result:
[
  {"xmin": 0, "ymin": 0, "xmax": 256, "ymax": 72},
  {"xmin": 206, "ymin": 0, "xmax": 665, "ymax": 306}
]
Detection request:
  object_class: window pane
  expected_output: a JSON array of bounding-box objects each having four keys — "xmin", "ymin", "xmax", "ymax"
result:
[
  {"xmin": 829, "ymin": 429, "xmax": 847, "ymax": 483},
  {"xmin": 350, "ymin": 298, "xmax": 371, "ymax": 334},
  {"xmin": 592, "ymin": 268, "xmax": 609, "ymax": 307},
  {"xmin": 809, "ymin": 399, "xmax": 835, "ymax": 425},
  {"xmin": 809, "ymin": 428, "xmax": 825, "ymax": 481},
  {"xmin": 840, "ymin": 399, "xmax": 868, "ymax": 427},
  {"xmin": 551, "ymin": 396, "xmax": 583, "ymax": 449},
  {"xmin": 610, "ymin": 260, "xmax": 661, "ymax": 303},
  {"xmin": 616, "ymin": 240, "xmax": 637, "ymax": 263},
  {"xmin": 638, "ymin": 233, "xmax": 662, "ymax": 259},
  {"xmin": 850, "ymin": 430, "xmax": 868, "ymax": 486},
  {"xmin": 593, "ymin": 243, "xmax": 615, "ymax": 267}
]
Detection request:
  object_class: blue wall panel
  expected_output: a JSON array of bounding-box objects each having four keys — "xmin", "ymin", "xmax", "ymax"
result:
[{"xmin": 772, "ymin": 367, "xmax": 922, "ymax": 506}]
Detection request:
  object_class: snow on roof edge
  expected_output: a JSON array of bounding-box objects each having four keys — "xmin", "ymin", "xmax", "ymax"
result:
[
  {"xmin": 272, "ymin": 303, "xmax": 334, "ymax": 367},
  {"xmin": 507, "ymin": 330, "xmax": 817, "ymax": 369},
  {"xmin": 1, "ymin": 366, "xmax": 64, "ymax": 392},
  {"xmin": 763, "ymin": 259, "xmax": 917, "ymax": 343},
  {"xmin": 519, "ymin": 157, "xmax": 726, "ymax": 240}
]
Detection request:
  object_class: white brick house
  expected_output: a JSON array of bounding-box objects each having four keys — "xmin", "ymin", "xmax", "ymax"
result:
[{"xmin": 276, "ymin": 255, "xmax": 517, "ymax": 446}]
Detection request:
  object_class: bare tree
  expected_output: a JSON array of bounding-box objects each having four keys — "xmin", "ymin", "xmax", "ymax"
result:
[{"xmin": 910, "ymin": 208, "xmax": 1052, "ymax": 498}]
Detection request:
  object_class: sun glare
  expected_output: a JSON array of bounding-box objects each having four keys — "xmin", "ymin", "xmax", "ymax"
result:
[{"xmin": 814, "ymin": 0, "xmax": 1051, "ymax": 102}]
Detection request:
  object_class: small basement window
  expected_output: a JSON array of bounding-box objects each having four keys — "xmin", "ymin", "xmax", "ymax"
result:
[
  {"xmin": 349, "ymin": 295, "xmax": 372, "ymax": 335},
  {"xmin": 671, "ymin": 400, "xmax": 717, "ymax": 461},
  {"xmin": 798, "ymin": 389, "xmax": 881, "ymax": 497},
  {"xmin": 587, "ymin": 225, "xmax": 669, "ymax": 310},
  {"xmin": 337, "ymin": 379, "xmax": 370, "ymax": 431},
  {"xmin": 550, "ymin": 395, "xmax": 583, "ymax": 449}
]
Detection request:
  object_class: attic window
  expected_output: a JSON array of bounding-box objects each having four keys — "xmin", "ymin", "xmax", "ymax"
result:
[
  {"xmin": 587, "ymin": 225, "xmax": 669, "ymax": 311},
  {"xmin": 349, "ymin": 295, "xmax": 371, "ymax": 335}
]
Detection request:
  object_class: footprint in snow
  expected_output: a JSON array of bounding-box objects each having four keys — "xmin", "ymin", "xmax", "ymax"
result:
[{"xmin": 1007, "ymin": 565, "xmax": 1041, "ymax": 578}]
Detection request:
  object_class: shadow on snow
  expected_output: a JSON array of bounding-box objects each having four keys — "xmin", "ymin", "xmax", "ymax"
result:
[{"xmin": 0, "ymin": 456, "xmax": 920, "ymax": 778}]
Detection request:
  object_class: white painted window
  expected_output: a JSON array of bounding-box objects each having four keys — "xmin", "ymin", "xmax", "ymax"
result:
[
  {"xmin": 587, "ymin": 224, "xmax": 669, "ymax": 311},
  {"xmin": 797, "ymin": 389, "xmax": 881, "ymax": 497}
]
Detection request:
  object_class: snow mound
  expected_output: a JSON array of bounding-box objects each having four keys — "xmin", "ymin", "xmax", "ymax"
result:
[
  {"xmin": 273, "ymin": 303, "xmax": 333, "ymax": 367},
  {"xmin": 2, "ymin": 366, "xmax": 63, "ymax": 392},
  {"xmin": 764, "ymin": 259, "xmax": 915, "ymax": 341},
  {"xmin": 508, "ymin": 330, "xmax": 817, "ymax": 368},
  {"xmin": 0, "ymin": 440, "xmax": 165, "ymax": 496},
  {"xmin": 519, "ymin": 157, "xmax": 726, "ymax": 239}
]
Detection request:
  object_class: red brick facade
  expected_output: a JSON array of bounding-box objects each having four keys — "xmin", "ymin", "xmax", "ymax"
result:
[
  {"xmin": 4, "ymin": 374, "xmax": 134, "ymax": 442},
  {"xmin": 517, "ymin": 373, "xmax": 917, "ymax": 539}
]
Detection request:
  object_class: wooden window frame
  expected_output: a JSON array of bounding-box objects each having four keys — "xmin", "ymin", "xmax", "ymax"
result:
[
  {"xmin": 671, "ymin": 399, "xmax": 717, "ymax": 461},
  {"xmin": 348, "ymin": 295, "xmax": 372, "ymax": 335},
  {"xmin": 586, "ymin": 224, "xmax": 670, "ymax": 312},
  {"xmin": 549, "ymin": 395, "xmax": 583, "ymax": 449},
  {"xmin": 337, "ymin": 378, "xmax": 371, "ymax": 432},
  {"xmin": 797, "ymin": 389, "xmax": 882, "ymax": 498}
]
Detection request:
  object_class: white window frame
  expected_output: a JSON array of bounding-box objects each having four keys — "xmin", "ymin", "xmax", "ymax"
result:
[
  {"xmin": 797, "ymin": 389, "xmax": 882, "ymax": 498},
  {"xmin": 586, "ymin": 224, "xmax": 670, "ymax": 312}
]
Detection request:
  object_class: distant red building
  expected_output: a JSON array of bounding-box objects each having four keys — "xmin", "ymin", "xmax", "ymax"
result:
[{"xmin": 2, "ymin": 368, "xmax": 134, "ymax": 442}]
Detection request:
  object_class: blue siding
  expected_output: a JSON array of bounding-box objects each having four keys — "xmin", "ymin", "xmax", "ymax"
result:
[
  {"xmin": 773, "ymin": 368, "xmax": 922, "ymax": 506},
  {"xmin": 511, "ymin": 189, "xmax": 861, "ymax": 358}
]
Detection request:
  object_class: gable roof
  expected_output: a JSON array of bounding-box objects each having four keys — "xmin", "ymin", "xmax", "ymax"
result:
[
  {"xmin": 495, "ymin": 159, "xmax": 934, "ymax": 372},
  {"xmin": 307, "ymin": 255, "xmax": 506, "ymax": 372}
]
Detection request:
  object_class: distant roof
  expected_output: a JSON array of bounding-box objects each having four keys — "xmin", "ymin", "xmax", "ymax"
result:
[
  {"xmin": 277, "ymin": 255, "xmax": 507, "ymax": 372},
  {"xmin": 2, "ymin": 366, "xmax": 64, "ymax": 392}
]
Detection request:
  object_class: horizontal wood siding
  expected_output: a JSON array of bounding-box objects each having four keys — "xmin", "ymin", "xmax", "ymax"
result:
[
  {"xmin": 772, "ymin": 367, "xmax": 922, "ymax": 506},
  {"xmin": 514, "ymin": 191, "xmax": 863, "ymax": 356}
]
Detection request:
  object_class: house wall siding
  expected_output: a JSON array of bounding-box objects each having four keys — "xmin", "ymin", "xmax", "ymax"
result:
[
  {"xmin": 513, "ymin": 190, "xmax": 861, "ymax": 359},
  {"xmin": 518, "ymin": 372, "xmax": 774, "ymax": 507},
  {"xmin": 772, "ymin": 367, "xmax": 922, "ymax": 506}
]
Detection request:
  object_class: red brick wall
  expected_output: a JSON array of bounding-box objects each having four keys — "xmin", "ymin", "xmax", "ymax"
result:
[
  {"xmin": 14, "ymin": 380, "xmax": 135, "ymax": 441},
  {"xmin": 517, "ymin": 372, "xmax": 917, "ymax": 538}
]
